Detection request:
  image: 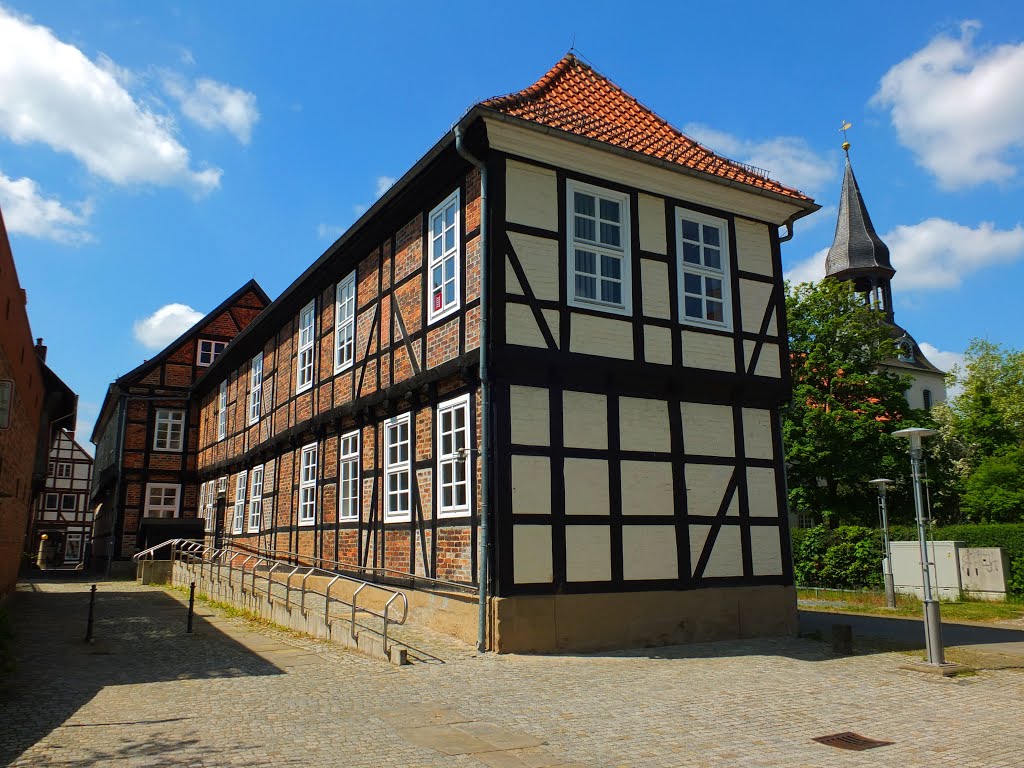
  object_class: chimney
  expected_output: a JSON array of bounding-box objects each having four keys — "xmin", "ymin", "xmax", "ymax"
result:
[{"xmin": 34, "ymin": 337, "xmax": 47, "ymax": 363}]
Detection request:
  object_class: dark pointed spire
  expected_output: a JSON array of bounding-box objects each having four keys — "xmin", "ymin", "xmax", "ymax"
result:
[{"xmin": 825, "ymin": 148, "xmax": 894, "ymax": 281}]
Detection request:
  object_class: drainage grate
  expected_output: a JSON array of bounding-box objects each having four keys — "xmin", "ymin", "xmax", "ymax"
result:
[{"xmin": 813, "ymin": 732, "xmax": 894, "ymax": 751}]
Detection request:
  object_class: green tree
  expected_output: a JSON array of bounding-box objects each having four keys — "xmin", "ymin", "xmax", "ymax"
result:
[
  {"xmin": 961, "ymin": 445, "xmax": 1024, "ymax": 522},
  {"xmin": 783, "ymin": 280, "xmax": 918, "ymax": 525}
]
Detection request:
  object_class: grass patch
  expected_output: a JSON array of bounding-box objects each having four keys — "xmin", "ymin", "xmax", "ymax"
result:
[
  {"xmin": 165, "ymin": 583, "xmax": 312, "ymax": 639},
  {"xmin": 798, "ymin": 588, "xmax": 1024, "ymax": 623}
]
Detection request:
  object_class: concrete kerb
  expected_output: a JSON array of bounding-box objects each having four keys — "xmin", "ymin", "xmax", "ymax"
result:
[{"xmin": 168, "ymin": 561, "xmax": 408, "ymax": 665}]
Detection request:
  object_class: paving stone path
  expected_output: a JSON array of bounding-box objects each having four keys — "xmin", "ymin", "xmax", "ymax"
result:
[{"xmin": 1, "ymin": 580, "xmax": 1022, "ymax": 767}]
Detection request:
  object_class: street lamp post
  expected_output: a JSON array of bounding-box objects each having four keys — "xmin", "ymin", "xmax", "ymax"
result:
[
  {"xmin": 892, "ymin": 427, "xmax": 944, "ymax": 665},
  {"xmin": 868, "ymin": 478, "xmax": 896, "ymax": 608}
]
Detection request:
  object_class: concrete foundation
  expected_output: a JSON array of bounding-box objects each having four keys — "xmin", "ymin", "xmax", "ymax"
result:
[
  {"xmin": 489, "ymin": 585, "xmax": 798, "ymax": 653},
  {"xmin": 136, "ymin": 560, "xmax": 172, "ymax": 585}
]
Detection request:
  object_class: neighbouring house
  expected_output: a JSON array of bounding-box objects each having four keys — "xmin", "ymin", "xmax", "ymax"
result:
[
  {"xmin": 192, "ymin": 55, "xmax": 819, "ymax": 652},
  {"xmin": 0, "ymin": 209, "xmax": 79, "ymax": 597},
  {"xmin": 89, "ymin": 280, "xmax": 270, "ymax": 573},
  {"xmin": 29, "ymin": 428, "xmax": 95, "ymax": 568},
  {"xmin": 823, "ymin": 142, "xmax": 946, "ymax": 411}
]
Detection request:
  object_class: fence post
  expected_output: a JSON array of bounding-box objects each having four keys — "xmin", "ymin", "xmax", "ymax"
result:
[
  {"xmin": 84, "ymin": 584, "xmax": 97, "ymax": 643},
  {"xmin": 187, "ymin": 581, "xmax": 196, "ymax": 634}
]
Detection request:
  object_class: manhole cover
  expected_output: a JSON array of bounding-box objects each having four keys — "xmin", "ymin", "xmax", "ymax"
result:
[{"xmin": 813, "ymin": 732, "xmax": 893, "ymax": 751}]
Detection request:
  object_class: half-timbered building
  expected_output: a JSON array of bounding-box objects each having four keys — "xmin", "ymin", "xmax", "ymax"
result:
[
  {"xmin": 90, "ymin": 280, "xmax": 270, "ymax": 572},
  {"xmin": 194, "ymin": 55, "xmax": 819, "ymax": 652},
  {"xmin": 30, "ymin": 429, "xmax": 94, "ymax": 568}
]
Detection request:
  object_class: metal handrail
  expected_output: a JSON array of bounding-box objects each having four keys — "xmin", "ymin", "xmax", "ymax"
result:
[{"xmin": 283, "ymin": 566, "xmax": 301, "ymax": 609}]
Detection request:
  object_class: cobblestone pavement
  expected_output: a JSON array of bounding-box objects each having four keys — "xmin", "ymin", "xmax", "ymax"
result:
[{"xmin": 2, "ymin": 580, "xmax": 1022, "ymax": 768}]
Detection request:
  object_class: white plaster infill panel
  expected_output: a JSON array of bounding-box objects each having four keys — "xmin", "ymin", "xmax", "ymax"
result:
[
  {"xmin": 739, "ymin": 279, "xmax": 776, "ymax": 335},
  {"xmin": 640, "ymin": 259, "xmax": 671, "ymax": 319},
  {"xmin": 562, "ymin": 391, "xmax": 608, "ymax": 450},
  {"xmin": 512, "ymin": 455, "xmax": 551, "ymax": 515},
  {"xmin": 744, "ymin": 340, "xmax": 782, "ymax": 379},
  {"xmin": 638, "ymin": 193, "xmax": 667, "ymax": 254},
  {"xmin": 510, "ymin": 385, "xmax": 550, "ymax": 446},
  {"xmin": 619, "ymin": 397, "xmax": 670, "ymax": 453},
  {"xmin": 644, "ymin": 325, "xmax": 673, "ymax": 365},
  {"xmin": 570, "ymin": 314, "xmax": 633, "ymax": 360},
  {"xmin": 621, "ymin": 460, "xmax": 674, "ymax": 516},
  {"xmin": 741, "ymin": 408, "xmax": 774, "ymax": 460},
  {"xmin": 685, "ymin": 464, "xmax": 737, "ymax": 517},
  {"xmin": 681, "ymin": 331, "xmax": 735, "ymax": 373},
  {"xmin": 703, "ymin": 525, "xmax": 743, "ymax": 578},
  {"xmin": 734, "ymin": 218, "xmax": 774, "ymax": 277},
  {"xmin": 622, "ymin": 525, "xmax": 678, "ymax": 580},
  {"xmin": 750, "ymin": 526, "xmax": 783, "ymax": 576},
  {"xmin": 508, "ymin": 232, "xmax": 560, "ymax": 302},
  {"xmin": 681, "ymin": 402, "xmax": 735, "ymax": 457},
  {"xmin": 506, "ymin": 303, "xmax": 548, "ymax": 349},
  {"xmin": 746, "ymin": 468, "xmax": 778, "ymax": 517},
  {"xmin": 513, "ymin": 525, "xmax": 553, "ymax": 584},
  {"xmin": 565, "ymin": 525, "xmax": 612, "ymax": 582},
  {"xmin": 564, "ymin": 458, "xmax": 610, "ymax": 516},
  {"xmin": 506, "ymin": 159, "xmax": 558, "ymax": 232}
]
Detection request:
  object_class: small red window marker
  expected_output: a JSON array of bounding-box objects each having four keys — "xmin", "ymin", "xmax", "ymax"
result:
[{"xmin": 433, "ymin": 292, "xmax": 443, "ymax": 311}]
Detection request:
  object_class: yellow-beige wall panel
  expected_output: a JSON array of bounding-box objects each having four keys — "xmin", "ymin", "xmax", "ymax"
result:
[
  {"xmin": 543, "ymin": 309, "xmax": 560, "ymax": 348},
  {"xmin": 742, "ymin": 408, "xmax": 774, "ymax": 460},
  {"xmin": 644, "ymin": 325, "xmax": 673, "ymax": 365},
  {"xmin": 622, "ymin": 525, "xmax": 678, "ymax": 580},
  {"xmin": 512, "ymin": 455, "xmax": 551, "ymax": 515},
  {"xmin": 743, "ymin": 340, "xmax": 782, "ymax": 379},
  {"xmin": 485, "ymin": 120, "xmax": 807, "ymax": 226},
  {"xmin": 740, "ymin": 279, "xmax": 776, "ymax": 335},
  {"xmin": 621, "ymin": 460, "xmax": 674, "ymax": 516},
  {"xmin": 506, "ymin": 159, "xmax": 558, "ymax": 232},
  {"xmin": 638, "ymin": 193, "xmax": 667, "ymax": 254},
  {"xmin": 565, "ymin": 525, "xmax": 612, "ymax": 582},
  {"xmin": 734, "ymin": 218, "xmax": 774, "ymax": 276},
  {"xmin": 506, "ymin": 256, "xmax": 524, "ymax": 295},
  {"xmin": 640, "ymin": 259, "xmax": 671, "ymax": 319},
  {"xmin": 620, "ymin": 397, "xmax": 671, "ymax": 452},
  {"xmin": 681, "ymin": 402, "xmax": 735, "ymax": 457},
  {"xmin": 681, "ymin": 331, "xmax": 735, "ymax": 372},
  {"xmin": 510, "ymin": 385, "xmax": 549, "ymax": 446},
  {"xmin": 514, "ymin": 525, "xmax": 553, "ymax": 584},
  {"xmin": 685, "ymin": 463, "xmax": 738, "ymax": 517},
  {"xmin": 750, "ymin": 526, "xmax": 783, "ymax": 576},
  {"xmin": 570, "ymin": 314, "xmax": 634, "ymax": 360},
  {"xmin": 506, "ymin": 303, "xmax": 548, "ymax": 349},
  {"xmin": 747, "ymin": 467, "xmax": 779, "ymax": 518},
  {"xmin": 508, "ymin": 231, "xmax": 560, "ymax": 302},
  {"xmin": 704, "ymin": 525, "xmax": 743, "ymax": 578},
  {"xmin": 563, "ymin": 391, "xmax": 608, "ymax": 450},
  {"xmin": 564, "ymin": 458, "xmax": 610, "ymax": 516}
]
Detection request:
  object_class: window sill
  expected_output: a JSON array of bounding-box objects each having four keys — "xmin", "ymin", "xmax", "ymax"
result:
[
  {"xmin": 297, "ymin": 519, "xmax": 316, "ymax": 527},
  {"xmin": 437, "ymin": 509, "xmax": 471, "ymax": 520},
  {"xmin": 427, "ymin": 303, "xmax": 460, "ymax": 327},
  {"xmin": 681, "ymin": 317, "xmax": 733, "ymax": 333},
  {"xmin": 568, "ymin": 297, "xmax": 632, "ymax": 317}
]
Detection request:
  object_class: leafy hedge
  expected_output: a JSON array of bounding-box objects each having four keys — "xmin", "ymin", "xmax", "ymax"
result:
[{"xmin": 792, "ymin": 522, "xmax": 1024, "ymax": 595}]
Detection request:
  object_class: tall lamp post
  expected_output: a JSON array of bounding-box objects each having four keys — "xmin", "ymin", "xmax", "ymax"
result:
[
  {"xmin": 868, "ymin": 478, "xmax": 896, "ymax": 608},
  {"xmin": 892, "ymin": 427, "xmax": 944, "ymax": 665}
]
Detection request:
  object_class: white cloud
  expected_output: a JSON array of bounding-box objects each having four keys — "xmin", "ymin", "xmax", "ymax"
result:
[
  {"xmin": 918, "ymin": 342, "xmax": 964, "ymax": 377},
  {"xmin": 785, "ymin": 247, "xmax": 828, "ymax": 285},
  {"xmin": 165, "ymin": 76, "xmax": 259, "ymax": 145},
  {"xmin": 873, "ymin": 21, "xmax": 1024, "ymax": 188},
  {"xmin": 683, "ymin": 123, "xmax": 835, "ymax": 195},
  {"xmin": 0, "ymin": 172, "xmax": 91, "ymax": 244},
  {"xmin": 885, "ymin": 218, "xmax": 1024, "ymax": 290},
  {"xmin": 786, "ymin": 219, "xmax": 1024, "ymax": 290},
  {"xmin": 0, "ymin": 7, "xmax": 220, "ymax": 192},
  {"xmin": 317, "ymin": 222, "xmax": 344, "ymax": 240},
  {"xmin": 133, "ymin": 303, "xmax": 204, "ymax": 349},
  {"xmin": 375, "ymin": 175, "xmax": 396, "ymax": 197}
]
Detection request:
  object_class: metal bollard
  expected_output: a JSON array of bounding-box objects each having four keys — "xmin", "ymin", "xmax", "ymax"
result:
[
  {"xmin": 187, "ymin": 581, "xmax": 196, "ymax": 634},
  {"xmin": 84, "ymin": 584, "xmax": 97, "ymax": 643}
]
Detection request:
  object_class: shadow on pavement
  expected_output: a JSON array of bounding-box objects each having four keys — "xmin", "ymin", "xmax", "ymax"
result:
[{"xmin": 0, "ymin": 581, "xmax": 284, "ymax": 766}]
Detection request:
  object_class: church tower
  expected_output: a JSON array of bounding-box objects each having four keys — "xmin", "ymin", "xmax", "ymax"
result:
[{"xmin": 823, "ymin": 138, "xmax": 947, "ymax": 411}]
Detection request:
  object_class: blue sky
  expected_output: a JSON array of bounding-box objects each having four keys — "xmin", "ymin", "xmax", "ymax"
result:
[{"xmin": 2, "ymin": 2, "xmax": 1023, "ymax": 446}]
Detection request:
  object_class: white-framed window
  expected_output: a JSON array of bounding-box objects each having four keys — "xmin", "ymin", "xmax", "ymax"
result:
[
  {"xmin": 676, "ymin": 208, "xmax": 731, "ymax": 329},
  {"xmin": 248, "ymin": 465, "xmax": 264, "ymax": 533},
  {"xmin": 384, "ymin": 414, "xmax": 411, "ymax": 521},
  {"xmin": 199, "ymin": 482, "xmax": 213, "ymax": 532},
  {"xmin": 217, "ymin": 381, "xmax": 227, "ymax": 441},
  {"xmin": 437, "ymin": 395, "xmax": 471, "ymax": 517},
  {"xmin": 296, "ymin": 301, "xmax": 316, "ymax": 393},
  {"xmin": 144, "ymin": 483, "xmax": 181, "ymax": 518},
  {"xmin": 56, "ymin": 462, "xmax": 72, "ymax": 479},
  {"xmin": 923, "ymin": 389, "xmax": 933, "ymax": 411},
  {"xmin": 48, "ymin": 461, "xmax": 55, "ymax": 476},
  {"xmin": 339, "ymin": 430, "xmax": 360, "ymax": 520},
  {"xmin": 217, "ymin": 475, "xmax": 228, "ymax": 494},
  {"xmin": 60, "ymin": 493, "xmax": 77, "ymax": 512},
  {"xmin": 567, "ymin": 180, "xmax": 631, "ymax": 315},
  {"xmin": 232, "ymin": 471, "xmax": 247, "ymax": 534},
  {"xmin": 298, "ymin": 443, "xmax": 317, "ymax": 525},
  {"xmin": 44, "ymin": 493, "xmax": 58, "ymax": 510},
  {"xmin": 197, "ymin": 339, "xmax": 227, "ymax": 367},
  {"xmin": 427, "ymin": 190, "xmax": 461, "ymax": 324},
  {"xmin": 154, "ymin": 409, "xmax": 185, "ymax": 452},
  {"xmin": 334, "ymin": 272, "xmax": 356, "ymax": 373},
  {"xmin": 64, "ymin": 533, "xmax": 83, "ymax": 562},
  {"xmin": 249, "ymin": 352, "xmax": 263, "ymax": 425}
]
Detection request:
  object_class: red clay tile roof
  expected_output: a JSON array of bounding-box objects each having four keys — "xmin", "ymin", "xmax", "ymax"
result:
[{"xmin": 481, "ymin": 54, "xmax": 812, "ymax": 202}]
